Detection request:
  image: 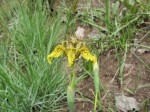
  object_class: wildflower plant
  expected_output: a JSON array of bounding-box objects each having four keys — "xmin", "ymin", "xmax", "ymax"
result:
[
  {"xmin": 47, "ymin": 37, "xmax": 97, "ymax": 66},
  {"xmin": 47, "ymin": 37, "xmax": 100, "ymax": 112}
]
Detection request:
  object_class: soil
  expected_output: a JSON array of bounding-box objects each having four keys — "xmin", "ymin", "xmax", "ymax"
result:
[
  {"xmin": 72, "ymin": 37, "xmax": 150, "ymax": 112},
  {"xmin": 61, "ymin": 16, "xmax": 150, "ymax": 111}
]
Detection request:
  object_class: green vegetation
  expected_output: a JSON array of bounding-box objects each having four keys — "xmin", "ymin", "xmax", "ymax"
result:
[
  {"xmin": 0, "ymin": 0, "xmax": 68, "ymax": 111},
  {"xmin": 0, "ymin": 0, "xmax": 150, "ymax": 112}
]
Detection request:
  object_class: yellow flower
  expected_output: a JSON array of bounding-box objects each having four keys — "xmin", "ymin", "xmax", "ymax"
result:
[
  {"xmin": 47, "ymin": 37, "xmax": 97, "ymax": 66},
  {"xmin": 47, "ymin": 45, "xmax": 65, "ymax": 64},
  {"xmin": 79, "ymin": 45, "xmax": 97, "ymax": 63},
  {"xmin": 66, "ymin": 47, "xmax": 76, "ymax": 66}
]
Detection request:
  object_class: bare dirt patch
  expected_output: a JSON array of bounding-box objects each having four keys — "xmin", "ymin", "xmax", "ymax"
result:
[{"xmin": 73, "ymin": 37, "xmax": 150, "ymax": 112}]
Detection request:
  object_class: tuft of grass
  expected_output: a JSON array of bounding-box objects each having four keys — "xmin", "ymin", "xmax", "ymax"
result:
[{"xmin": 0, "ymin": 0, "xmax": 69, "ymax": 111}]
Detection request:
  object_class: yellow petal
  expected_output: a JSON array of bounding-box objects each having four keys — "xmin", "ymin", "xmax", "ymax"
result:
[
  {"xmin": 79, "ymin": 46, "xmax": 97, "ymax": 63},
  {"xmin": 47, "ymin": 45, "xmax": 65, "ymax": 64},
  {"xmin": 76, "ymin": 42, "xmax": 85, "ymax": 52},
  {"xmin": 66, "ymin": 47, "xmax": 76, "ymax": 66},
  {"xmin": 75, "ymin": 42, "xmax": 85, "ymax": 59}
]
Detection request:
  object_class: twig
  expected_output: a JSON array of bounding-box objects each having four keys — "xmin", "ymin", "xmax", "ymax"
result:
[
  {"xmin": 124, "ymin": 65, "xmax": 134, "ymax": 77},
  {"xmin": 102, "ymin": 68, "xmax": 119, "ymax": 100}
]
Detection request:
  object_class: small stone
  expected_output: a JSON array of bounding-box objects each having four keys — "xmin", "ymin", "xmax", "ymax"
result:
[
  {"xmin": 124, "ymin": 64, "xmax": 133, "ymax": 68},
  {"xmin": 116, "ymin": 95, "xmax": 140, "ymax": 111},
  {"xmin": 137, "ymin": 48, "xmax": 149, "ymax": 54},
  {"xmin": 75, "ymin": 27, "xmax": 85, "ymax": 40}
]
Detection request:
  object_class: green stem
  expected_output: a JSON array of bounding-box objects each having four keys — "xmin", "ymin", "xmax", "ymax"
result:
[
  {"xmin": 67, "ymin": 65, "xmax": 76, "ymax": 112},
  {"xmin": 94, "ymin": 93, "xmax": 98, "ymax": 112},
  {"xmin": 104, "ymin": 0, "xmax": 110, "ymax": 31},
  {"xmin": 71, "ymin": 66, "xmax": 76, "ymax": 89},
  {"xmin": 65, "ymin": 0, "xmax": 79, "ymax": 39},
  {"xmin": 93, "ymin": 62, "xmax": 102, "ymax": 111},
  {"xmin": 71, "ymin": 0, "xmax": 79, "ymax": 14}
]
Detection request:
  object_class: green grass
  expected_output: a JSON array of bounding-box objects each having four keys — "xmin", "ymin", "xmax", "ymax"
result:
[
  {"xmin": 0, "ymin": 0, "xmax": 70, "ymax": 111},
  {"xmin": 0, "ymin": 0, "xmax": 150, "ymax": 112}
]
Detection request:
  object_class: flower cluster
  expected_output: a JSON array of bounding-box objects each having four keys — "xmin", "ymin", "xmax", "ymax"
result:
[{"xmin": 47, "ymin": 37, "xmax": 97, "ymax": 66}]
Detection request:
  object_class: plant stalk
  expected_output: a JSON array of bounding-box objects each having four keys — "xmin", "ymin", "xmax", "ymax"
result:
[{"xmin": 67, "ymin": 66, "xmax": 76, "ymax": 112}]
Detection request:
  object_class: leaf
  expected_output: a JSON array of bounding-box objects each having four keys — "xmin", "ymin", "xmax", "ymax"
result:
[
  {"xmin": 112, "ymin": 1, "xmax": 119, "ymax": 16},
  {"xmin": 120, "ymin": 0, "xmax": 125, "ymax": 2},
  {"xmin": 129, "ymin": 0, "xmax": 135, "ymax": 6},
  {"xmin": 67, "ymin": 86, "xmax": 75, "ymax": 112},
  {"xmin": 124, "ymin": 88, "xmax": 134, "ymax": 95},
  {"xmin": 137, "ymin": 0, "xmax": 142, "ymax": 4}
]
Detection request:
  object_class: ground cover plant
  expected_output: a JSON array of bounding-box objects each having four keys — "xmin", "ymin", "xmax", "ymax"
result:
[
  {"xmin": 0, "ymin": 0, "xmax": 69, "ymax": 111},
  {"xmin": 0, "ymin": 0, "xmax": 150, "ymax": 112}
]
